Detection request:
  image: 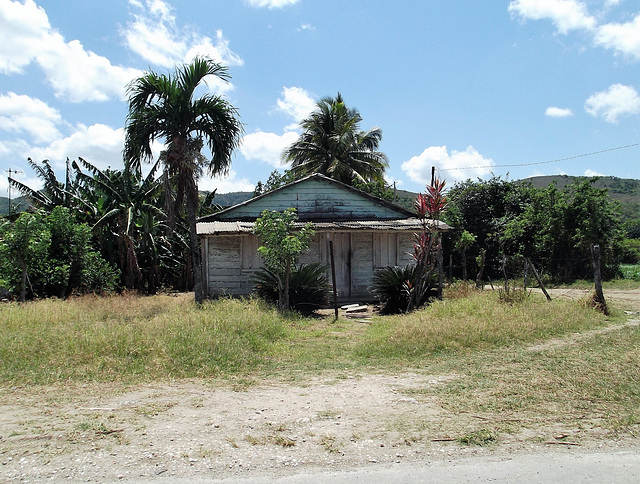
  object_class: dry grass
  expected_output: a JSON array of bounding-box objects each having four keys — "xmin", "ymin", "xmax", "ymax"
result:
[
  {"xmin": 356, "ymin": 290, "xmax": 609, "ymax": 360},
  {"xmin": 0, "ymin": 290, "xmax": 620, "ymax": 383},
  {"xmin": 0, "ymin": 289, "xmax": 638, "ymax": 440},
  {"xmin": 0, "ymin": 294, "xmax": 289, "ymax": 383}
]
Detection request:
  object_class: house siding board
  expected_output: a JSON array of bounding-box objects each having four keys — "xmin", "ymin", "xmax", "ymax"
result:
[
  {"xmin": 203, "ymin": 229, "xmax": 419, "ymax": 301},
  {"xmin": 206, "ymin": 236, "xmax": 244, "ymax": 296},
  {"xmin": 351, "ymin": 232, "xmax": 374, "ymax": 299},
  {"xmin": 211, "ymin": 178, "xmax": 411, "ymax": 222},
  {"xmin": 397, "ymin": 233, "xmax": 414, "ymax": 266}
]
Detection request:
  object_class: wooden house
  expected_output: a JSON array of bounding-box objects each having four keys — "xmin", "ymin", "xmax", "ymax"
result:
[{"xmin": 197, "ymin": 174, "xmax": 449, "ymax": 302}]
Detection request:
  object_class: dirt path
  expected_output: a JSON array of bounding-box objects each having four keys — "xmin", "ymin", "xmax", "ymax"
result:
[
  {"xmin": 3, "ymin": 371, "xmax": 637, "ymax": 483},
  {"xmin": 537, "ymin": 286, "xmax": 640, "ymax": 312},
  {"xmin": 1, "ymin": 288, "xmax": 639, "ymax": 483}
]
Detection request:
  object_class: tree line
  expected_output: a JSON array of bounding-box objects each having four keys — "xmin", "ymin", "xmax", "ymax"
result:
[{"xmin": 444, "ymin": 176, "xmax": 626, "ymax": 283}]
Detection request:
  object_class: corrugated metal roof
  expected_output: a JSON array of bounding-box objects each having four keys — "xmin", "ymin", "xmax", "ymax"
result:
[{"xmin": 197, "ymin": 218, "xmax": 451, "ymax": 235}]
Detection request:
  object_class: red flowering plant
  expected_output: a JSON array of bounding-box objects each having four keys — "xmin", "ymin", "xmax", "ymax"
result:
[{"xmin": 408, "ymin": 178, "xmax": 447, "ymax": 310}]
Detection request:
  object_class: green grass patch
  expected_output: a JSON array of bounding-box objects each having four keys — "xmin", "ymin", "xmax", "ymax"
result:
[
  {"xmin": 0, "ymin": 290, "xmax": 618, "ymax": 385},
  {"xmin": 559, "ymin": 274, "xmax": 640, "ymax": 290},
  {"xmin": 2, "ymin": 289, "xmax": 638, "ymax": 439},
  {"xmin": 0, "ymin": 294, "xmax": 290, "ymax": 384},
  {"xmin": 356, "ymin": 291, "xmax": 610, "ymax": 361},
  {"xmin": 423, "ymin": 324, "xmax": 640, "ymax": 438},
  {"xmin": 620, "ymin": 264, "xmax": 640, "ymax": 282}
]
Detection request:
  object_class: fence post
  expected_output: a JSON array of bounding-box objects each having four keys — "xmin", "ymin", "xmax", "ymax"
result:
[
  {"xmin": 591, "ymin": 244, "xmax": 607, "ymax": 313},
  {"xmin": 526, "ymin": 258, "xmax": 551, "ymax": 301},
  {"xmin": 501, "ymin": 255, "xmax": 508, "ymax": 293},
  {"xmin": 437, "ymin": 236, "xmax": 444, "ymax": 300}
]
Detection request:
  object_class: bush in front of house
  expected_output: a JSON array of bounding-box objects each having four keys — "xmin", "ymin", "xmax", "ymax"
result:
[
  {"xmin": 253, "ymin": 262, "xmax": 330, "ymax": 314},
  {"xmin": 371, "ymin": 265, "xmax": 437, "ymax": 314}
]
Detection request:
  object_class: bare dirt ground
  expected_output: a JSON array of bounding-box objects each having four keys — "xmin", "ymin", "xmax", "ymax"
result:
[{"xmin": 1, "ymin": 288, "xmax": 639, "ymax": 483}]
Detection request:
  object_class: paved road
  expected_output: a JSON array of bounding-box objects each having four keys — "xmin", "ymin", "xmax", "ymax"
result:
[{"xmin": 148, "ymin": 450, "xmax": 640, "ymax": 483}]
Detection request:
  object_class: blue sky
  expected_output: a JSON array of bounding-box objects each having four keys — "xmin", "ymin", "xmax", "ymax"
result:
[{"xmin": 1, "ymin": 0, "xmax": 639, "ymax": 197}]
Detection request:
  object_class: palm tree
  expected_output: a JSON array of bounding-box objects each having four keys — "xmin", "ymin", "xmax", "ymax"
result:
[
  {"xmin": 124, "ymin": 57, "xmax": 243, "ymax": 304},
  {"xmin": 283, "ymin": 93, "xmax": 388, "ymax": 185}
]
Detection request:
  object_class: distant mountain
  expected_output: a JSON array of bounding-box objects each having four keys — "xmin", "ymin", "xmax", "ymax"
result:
[
  {"xmin": 522, "ymin": 175, "xmax": 640, "ymax": 221},
  {"xmin": 0, "ymin": 196, "xmax": 29, "ymax": 216},
  {"xmin": 211, "ymin": 191, "xmax": 253, "ymax": 208}
]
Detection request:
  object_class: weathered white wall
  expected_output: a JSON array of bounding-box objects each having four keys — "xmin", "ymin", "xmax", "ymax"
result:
[{"xmin": 204, "ymin": 230, "xmax": 416, "ymax": 301}]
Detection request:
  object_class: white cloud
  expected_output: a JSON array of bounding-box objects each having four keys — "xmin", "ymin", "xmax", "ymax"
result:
[
  {"xmin": 584, "ymin": 168, "xmax": 605, "ymax": 176},
  {"xmin": 276, "ymin": 86, "xmax": 316, "ymax": 127},
  {"xmin": 27, "ymin": 124, "xmax": 126, "ymax": 171},
  {"xmin": 38, "ymin": 38, "xmax": 141, "ymax": 102},
  {"xmin": 509, "ymin": 0, "xmax": 640, "ymax": 62},
  {"xmin": 199, "ymin": 169, "xmax": 255, "ymax": 193},
  {"xmin": 0, "ymin": 123, "xmax": 126, "ymax": 195},
  {"xmin": 508, "ymin": 0, "xmax": 596, "ymax": 34},
  {"xmin": 297, "ymin": 23, "xmax": 316, "ymax": 32},
  {"xmin": 0, "ymin": 93, "xmax": 62, "ymax": 143},
  {"xmin": 235, "ymin": 87, "xmax": 313, "ymax": 168},
  {"xmin": 124, "ymin": 0, "xmax": 243, "ymax": 92},
  {"xmin": 545, "ymin": 106, "xmax": 574, "ymax": 117},
  {"xmin": 240, "ymin": 130, "xmax": 299, "ymax": 167},
  {"xmin": 0, "ymin": 0, "xmax": 140, "ymax": 102},
  {"xmin": 0, "ymin": 0, "xmax": 50, "ymax": 74},
  {"xmin": 595, "ymin": 13, "xmax": 640, "ymax": 60},
  {"xmin": 0, "ymin": 138, "xmax": 31, "ymax": 163},
  {"xmin": 124, "ymin": 1, "xmax": 185, "ymax": 67},
  {"xmin": 401, "ymin": 145, "xmax": 495, "ymax": 184},
  {"xmin": 246, "ymin": 0, "xmax": 299, "ymax": 9},
  {"xmin": 184, "ymin": 30, "xmax": 243, "ymax": 67},
  {"xmin": 584, "ymin": 83, "xmax": 640, "ymax": 123}
]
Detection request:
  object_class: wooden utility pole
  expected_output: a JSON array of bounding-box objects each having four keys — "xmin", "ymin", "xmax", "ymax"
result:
[
  {"xmin": 437, "ymin": 237, "xmax": 443, "ymax": 299},
  {"xmin": 591, "ymin": 244, "xmax": 607, "ymax": 313}
]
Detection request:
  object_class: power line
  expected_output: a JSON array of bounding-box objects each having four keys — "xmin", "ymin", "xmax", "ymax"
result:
[{"xmin": 439, "ymin": 143, "xmax": 640, "ymax": 172}]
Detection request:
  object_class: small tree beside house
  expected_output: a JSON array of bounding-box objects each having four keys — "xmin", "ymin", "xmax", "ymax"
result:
[{"xmin": 253, "ymin": 208, "xmax": 315, "ymax": 311}]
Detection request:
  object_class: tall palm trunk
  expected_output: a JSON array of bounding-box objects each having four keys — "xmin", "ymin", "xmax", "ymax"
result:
[{"xmin": 185, "ymin": 183, "xmax": 205, "ymax": 305}]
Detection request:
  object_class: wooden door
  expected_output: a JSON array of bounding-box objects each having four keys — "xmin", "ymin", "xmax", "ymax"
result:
[{"xmin": 327, "ymin": 233, "xmax": 351, "ymax": 300}]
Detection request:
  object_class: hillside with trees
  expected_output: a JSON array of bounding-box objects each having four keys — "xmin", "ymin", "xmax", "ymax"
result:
[{"xmin": 523, "ymin": 175, "xmax": 640, "ymax": 222}]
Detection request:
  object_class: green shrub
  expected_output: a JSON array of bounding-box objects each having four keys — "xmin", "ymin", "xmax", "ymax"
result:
[
  {"xmin": 82, "ymin": 251, "xmax": 120, "ymax": 293},
  {"xmin": 620, "ymin": 264, "xmax": 640, "ymax": 281},
  {"xmin": 0, "ymin": 208, "xmax": 116, "ymax": 299},
  {"xmin": 370, "ymin": 265, "xmax": 437, "ymax": 314},
  {"xmin": 253, "ymin": 262, "xmax": 330, "ymax": 314},
  {"xmin": 620, "ymin": 238, "xmax": 640, "ymax": 264}
]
